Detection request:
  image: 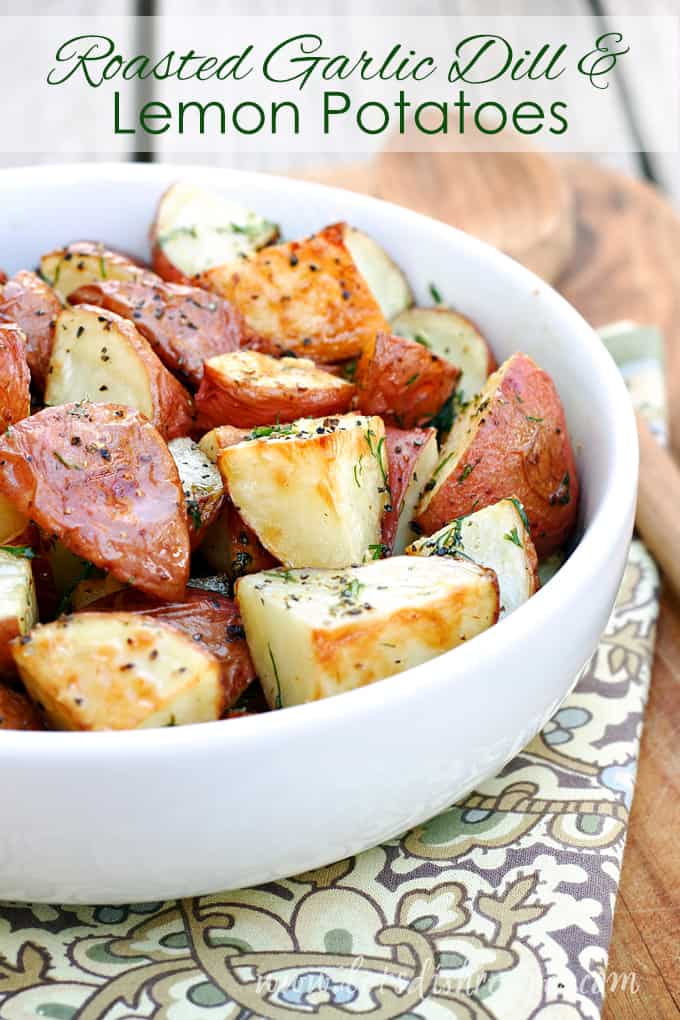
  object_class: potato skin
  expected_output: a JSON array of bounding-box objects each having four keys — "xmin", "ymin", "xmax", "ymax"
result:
[
  {"xmin": 195, "ymin": 351, "xmax": 355, "ymax": 431},
  {"xmin": 69, "ymin": 277, "xmax": 248, "ymax": 387},
  {"xmin": 382, "ymin": 426, "xmax": 436, "ymax": 552},
  {"xmin": 0, "ymin": 684, "xmax": 43, "ymax": 730},
  {"xmin": 0, "ymin": 402, "xmax": 190, "ymax": 599},
  {"xmin": 355, "ymin": 332, "xmax": 459, "ymax": 428},
  {"xmin": 0, "ymin": 324, "xmax": 31, "ymax": 429},
  {"xmin": 86, "ymin": 587, "xmax": 255, "ymax": 710},
  {"xmin": 0, "ymin": 271, "xmax": 62, "ymax": 390},
  {"xmin": 198, "ymin": 223, "xmax": 390, "ymax": 362},
  {"xmin": 415, "ymin": 353, "xmax": 579, "ymax": 555}
]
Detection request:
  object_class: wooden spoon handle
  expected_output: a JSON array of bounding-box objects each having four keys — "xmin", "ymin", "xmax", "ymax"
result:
[{"xmin": 635, "ymin": 412, "xmax": 680, "ymax": 594}]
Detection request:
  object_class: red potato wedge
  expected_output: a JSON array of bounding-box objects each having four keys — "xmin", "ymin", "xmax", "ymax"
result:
[
  {"xmin": 0, "ymin": 402, "xmax": 190, "ymax": 600},
  {"xmin": 414, "ymin": 353, "xmax": 579, "ymax": 555},
  {"xmin": 0, "ymin": 491, "xmax": 37, "ymax": 548},
  {"xmin": 392, "ymin": 307, "xmax": 496, "ymax": 403},
  {"xmin": 0, "ymin": 497, "xmax": 30, "ymax": 546},
  {"xmin": 168, "ymin": 437, "xmax": 224, "ymax": 549},
  {"xmin": 382, "ymin": 426, "xmax": 439, "ymax": 554},
  {"xmin": 218, "ymin": 414, "xmax": 388, "ymax": 569},
  {"xmin": 200, "ymin": 498, "xmax": 278, "ymax": 579},
  {"xmin": 0, "ymin": 684, "xmax": 43, "ymax": 730},
  {"xmin": 70, "ymin": 574, "xmax": 127, "ymax": 611},
  {"xmin": 13, "ymin": 528, "xmax": 60, "ymax": 621},
  {"xmin": 198, "ymin": 223, "xmax": 390, "ymax": 362},
  {"xmin": 0, "ymin": 324, "xmax": 31, "ymax": 429},
  {"xmin": 196, "ymin": 425, "xmax": 277, "ymax": 576},
  {"xmin": 0, "ymin": 271, "xmax": 63, "ymax": 390},
  {"xmin": 237, "ymin": 557, "xmax": 499, "ymax": 707},
  {"xmin": 195, "ymin": 350, "xmax": 356, "ymax": 431},
  {"xmin": 83, "ymin": 587, "xmax": 255, "ymax": 710},
  {"xmin": 407, "ymin": 497, "xmax": 539, "ymax": 618},
  {"xmin": 69, "ymin": 277, "xmax": 248, "ymax": 387},
  {"xmin": 343, "ymin": 226, "xmax": 413, "ymax": 320},
  {"xmin": 12, "ymin": 613, "xmax": 223, "ymax": 731},
  {"xmin": 45, "ymin": 305, "xmax": 194, "ymax": 440},
  {"xmin": 0, "ymin": 547, "xmax": 38, "ymax": 675},
  {"xmin": 40, "ymin": 242, "xmax": 145, "ymax": 301},
  {"xmin": 198, "ymin": 424, "xmax": 250, "ymax": 463},
  {"xmin": 150, "ymin": 180, "xmax": 279, "ymax": 285},
  {"xmin": 355, "ymin": 331, "xmax": 460, "ymax": 429}
]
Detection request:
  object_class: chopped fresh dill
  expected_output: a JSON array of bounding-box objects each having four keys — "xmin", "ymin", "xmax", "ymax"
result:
[
  {"xmin": 269, "ymin": 644, "xmax": 283, "ymax": 709},
  {"xmin": 508, "ymin": 497, "xmax": 531, "ymax": 532},
  {"xmin": 0, "ymin": 545, "xmax": 35, "ymax": 559},
  {"xmin": 505, "ymin": 527, "xmax": 523, "ymax": 547},
  {"xmin": 53, "ymin": 450, "xmax": 82, "ymax": 470}
]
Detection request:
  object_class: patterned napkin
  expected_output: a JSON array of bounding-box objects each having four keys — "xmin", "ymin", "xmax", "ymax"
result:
[{"xmin": 0, "ymin": 326, "xmax": 663, "ymax": 1020}]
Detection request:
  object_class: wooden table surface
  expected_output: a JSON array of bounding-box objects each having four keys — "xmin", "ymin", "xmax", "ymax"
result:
[{"xmin": 557, "ymin": 160, "xmax": 680, "ymax": 1019}]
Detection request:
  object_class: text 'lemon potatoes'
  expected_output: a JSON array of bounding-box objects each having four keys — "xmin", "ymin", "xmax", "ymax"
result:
[{"xmin": 113, "ymin": 89, "xmax": 569, "ymax": 138}]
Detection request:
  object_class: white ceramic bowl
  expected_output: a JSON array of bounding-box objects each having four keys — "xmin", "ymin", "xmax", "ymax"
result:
[{"xmin": 0, "ymin": 163, "xmax": 637, "ymax": 904}]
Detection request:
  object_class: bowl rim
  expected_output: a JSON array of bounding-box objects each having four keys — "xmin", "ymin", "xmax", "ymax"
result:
[{"xmin": 0, "ymin": 161, "xmax": 639, "ymax": 754}]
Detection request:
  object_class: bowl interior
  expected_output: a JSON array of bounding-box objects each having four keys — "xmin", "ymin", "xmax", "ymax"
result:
[{"xmin": 0, "ymin": 162, "xmax": 636, "ymax": 738}]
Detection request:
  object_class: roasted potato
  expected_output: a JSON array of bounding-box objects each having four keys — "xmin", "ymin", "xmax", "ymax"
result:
[
  {"xmin": 414, "ymin": 353, "xmax": 579, "ymax": 555},
  {"xmin": 392, "ymin": 307, "xmax": 496, "ymax": 403},
  {"xmin": 198, "ymin": 424, "xmax": 250, "ymax": 463},
  {"xmin": 45, "ymin": 305, "xmax": 194, "ymax": 440},
  {"xmin": 0, "ymin": 684, "xmax": 43, "ymax": 730},
  {"xmin": 40, "ymin": 242, "xmax": 145, "ymax": 301},
  {"xmin": 382, "ymin": 426, "xmax": 439, "ymax": 554},
  {"xmin": 237, "ymin": 556, "xmax": 499, "ymax": 707},
  {"xmin": 0, "ymin": 402, "xmax": 190, "ymax": 599},
  {"xmin": 355, "ymin": 332, "xmax": 460, "ymax": 428},
  {"xmin": 343, "ymin": 226, "xmax": 412, "ymax": 319},
  {"xmin": 0, "ymin": 271, "xmax": 62, "ymax": 390},
  {"xmin": 168, "ymin": 437, "xmax": 224, "ymax": 548},
  {"xmin": 218, "ymin": 414, "xmax": 388, "ymax": 568},
  {"xmin": 198, "ymin": 223, "xmax": 390, "ymax": 362},
  {"xmin": 0, "ymin": 323, "xmax": 31, "ymax": 429},
  {"xmin": 200, "ymin": 498, "xmax": 278, "ymax": 578},
  {"xmin": 0, "ymin": 496, "xmax": 29, "ymax": 546},
  {"xmin": 42, "ymin": 538, "xmax": 103, "ymax": 613},
  {"xmin": 196, "ymin": 424, "xmax": 276, "ymax": 576},
  {"xmin": 70, "ymin": 574, "xmax": 126, "ymax": 610},
  {"xmin": 12, "ymin": 613, "xmax": 223, "ymax": 730},
  {"xmin": 83, "ymin": 587, "xmax": 255, "ymax": 709},
  {"xmin": 195, "ymin": 350, "xmax": 355, "ymax": 431},
  {"xmin": 407, "ymin": 498, "xmax": 539, "ymax": 617},
  {"xmin": 69, "ymin": 276, "xmax": 248, "ymax": 386},
  {"xmin": 0, "ymin": 547, "xmax": 38, "ymax": 674},
  {"xmin": 150, "ymin": 180, "xmax": 278, "ymax": 284}
]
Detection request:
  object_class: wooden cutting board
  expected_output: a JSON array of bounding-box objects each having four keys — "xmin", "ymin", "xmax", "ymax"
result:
[{"xmin": 301, "ymin": 150, "xmax": 680, "ymax": 1017}]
